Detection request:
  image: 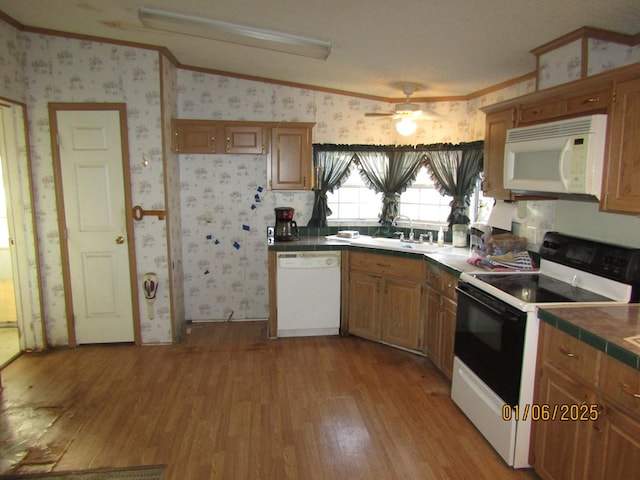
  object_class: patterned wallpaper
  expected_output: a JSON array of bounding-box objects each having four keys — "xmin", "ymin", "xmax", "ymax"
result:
[
  {"xmin": 1, "ymin": 16, "xmax": 639, "ymax": 343},
  {"xmin": 19, "ymin": 33, "xmax": 172, "ymax": 345}
]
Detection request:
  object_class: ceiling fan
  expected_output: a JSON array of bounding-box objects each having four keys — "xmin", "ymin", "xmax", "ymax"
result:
[{"xmin": 365, "ymin": 83, "xmax": 441, "ymax": 135}]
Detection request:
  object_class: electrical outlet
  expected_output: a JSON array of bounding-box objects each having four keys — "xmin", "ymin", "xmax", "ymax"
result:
[{"xmin": 526, "ymin": 226, "xmax": 537, "ymax": 244}]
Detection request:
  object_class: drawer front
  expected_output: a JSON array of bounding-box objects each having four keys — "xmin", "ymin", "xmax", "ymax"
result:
[
  {"xmin": 350, "ymin": 252, "xmax": 424, "ymax": 280},
  {"xmin": 542, "ymin": 324, "xmax": 600, "ymax": 384},
  {"xmin": 599, "ymin": 354, "xmax": 640, "ymax": 416},
  {"xmin": 425, "ymin": 262, "xmax": 457, "ymax": 299},
  {"xmin": 519, "ymin": 100, "xmax": 564, "ymax": 124},
  {"xmin": 566, "ymin": 89, "xmax": 610, "ymax": 115}
]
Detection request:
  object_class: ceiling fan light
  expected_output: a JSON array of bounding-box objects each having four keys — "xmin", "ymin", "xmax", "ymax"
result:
[{"xmin": 396, "ymin": 118, "xmax": 417, "ymax": 136}]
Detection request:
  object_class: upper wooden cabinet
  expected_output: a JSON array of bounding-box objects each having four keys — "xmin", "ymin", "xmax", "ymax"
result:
[
  {"xmin": 269, "ymin": 124, "xmax": 314, "ymax": 190},
  {"xmin": 601, "ymin": 75, "xmax": 640, "ymax": 214},
  {"xmin": 482, "ymin": 108, "xmax": 515, "ymax": 200},
  {"xmin": 173, "ymin": 120, "xmax": 218, "ymax": 154},
  {"xmin": 224, "ymin": 125, "xmax": 268, "ymax": 154},
  {"xmin": 173, "ymin": 120, "xmax": 269, "ymax": 154},
  {"xmin": 517, "ymin": 85, "xmax": 610, "ymax": 125},
  {"xmin": 481, "ymin": 63, "xmax": 640, "ymax": 212},
  {"xmin": 172, "ymin": 120, "xmax": 315, "ymax": 191}
]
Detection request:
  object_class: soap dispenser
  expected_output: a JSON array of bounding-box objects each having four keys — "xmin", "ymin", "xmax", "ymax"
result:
[{"xmin": 437, "ymin": 226, "xmax": 445, "ymax": 247}]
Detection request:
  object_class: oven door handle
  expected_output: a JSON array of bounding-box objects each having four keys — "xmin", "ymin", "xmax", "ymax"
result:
[{"xmin": 456, "ymin": 285, "xmax": 523, "ymax": 323}]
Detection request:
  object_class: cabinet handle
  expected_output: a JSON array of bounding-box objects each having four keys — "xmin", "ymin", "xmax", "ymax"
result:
[
  {"xmin": 619, "ymin": 382, "xmax": 640, "ymax": 398},
  {"xmin": 303, "ymin": 176, "xmax": 307, "ymax": 187},
  {"xmin": 376, "ymin": 263, "xmax": 391, "ymax": 268},
  {"xmin": 558, "ymin": 346, "xmax": 579, "ymax": 359},
  {"xmin": 582, "ymin": 97, "xmax": 599, "ymax": 104}
]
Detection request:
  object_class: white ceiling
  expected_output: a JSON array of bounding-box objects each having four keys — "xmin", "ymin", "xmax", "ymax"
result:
[{"xmin": 1, "ymin": 0, "xmax": 639, "ymax": 100}]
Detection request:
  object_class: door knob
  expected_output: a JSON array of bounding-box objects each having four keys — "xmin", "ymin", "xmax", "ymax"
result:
[{"xmin": 115, "ymin": 236, "xmax": 125, "ymax": 244}]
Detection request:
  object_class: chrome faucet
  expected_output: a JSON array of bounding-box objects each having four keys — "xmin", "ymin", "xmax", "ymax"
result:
[
  {"xmin": 392, "ymin": 215, "xmax": 414, "ymax": 241},
  {"xmin": 419, "ymin": 232, "xmax": 433, "ymax": 244}
]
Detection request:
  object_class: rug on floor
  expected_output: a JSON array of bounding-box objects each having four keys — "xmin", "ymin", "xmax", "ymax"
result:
[{"xmin": 0, "ymin": 465, "xmax": 166, "ymax": 480}]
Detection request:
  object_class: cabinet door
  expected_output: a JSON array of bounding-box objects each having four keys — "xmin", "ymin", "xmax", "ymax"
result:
[
  {"xmin": 348, "ymin": 271, "xmax": 381, "ymax": 341},
  {"xmin": 270, "ymin": 126, "xmax": 312, "ymax": 190},
  {"xmin": 483, "ymin": 108, "xmax": 514, "ymax": 200},
  {"xmin": 174, "ymin": 122, "xmax": 218, "ymax": 153},
  {"xmin": 590, "ymin": 402, "xmax": 640, "ymax": 480},
  {"xmin": 224, "ymin": 125, "xmax": 267, "ymax": 154},
  {"xmin": 440, "ymin": 297, "xmax": 457, "ymax": 380},
  {"xmin": 381, "ymin": 278, "xmax": 422, "ymax": 350},
  {"xmin": 533, "ymin": 365, "xmax": 594, "ymax": 480},
  {"xmin": 424, "ymin": 286, "xmax": 442, "ymax": 366},
  {"xmin": 602, "ymin": 77, "xmax": 640, "ymax": 214}
]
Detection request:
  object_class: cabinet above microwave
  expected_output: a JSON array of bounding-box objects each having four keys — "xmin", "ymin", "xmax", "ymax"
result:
[{"xmin": 481, "ymin": 62, "xmax": 640, "ymax": 215}]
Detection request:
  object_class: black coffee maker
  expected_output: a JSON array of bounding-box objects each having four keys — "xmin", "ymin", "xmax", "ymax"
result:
[{"xmin": 275, "ymin": 207, "xmax": 298, "ymax": 241}]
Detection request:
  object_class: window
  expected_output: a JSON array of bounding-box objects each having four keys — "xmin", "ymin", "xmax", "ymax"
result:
[
  {"xmin": 326, "ymin": 169, "xmax": 381, "ymax": 222},
  {"xmin": 399, "ymin": 167, "xmax": 452, "ymax": 224},
  {"xmin": 326, "ymin": 166, "xmax": 488, "ymax": 226}
]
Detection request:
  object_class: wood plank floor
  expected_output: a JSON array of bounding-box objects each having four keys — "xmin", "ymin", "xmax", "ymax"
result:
[{"xmin": 0, "ymin": 322, "xmax": 539, "ymax": 479}]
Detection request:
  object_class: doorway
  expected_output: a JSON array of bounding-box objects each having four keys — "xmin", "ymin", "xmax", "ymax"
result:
[
  {"xmin": 0, "ymin": 158, "xmax": 19, "ymax": 366},
  {"xmin": 50, "ymin": 104, "xmax": 140, "ymax": 346},
  {"xmin": 0, "ymin": 104, "xmax": 21, "ymax": 365}
]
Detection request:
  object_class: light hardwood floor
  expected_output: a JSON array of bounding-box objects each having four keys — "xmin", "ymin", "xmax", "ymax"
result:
[{"xmin": 0, "ymin": 322, "xmax": 539, "ymax": 479}]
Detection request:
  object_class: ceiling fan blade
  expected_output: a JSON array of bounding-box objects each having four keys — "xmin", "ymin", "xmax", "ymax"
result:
[{"xmin": 365, "ymin": 112, "xmax": 395, "ymax": 117}]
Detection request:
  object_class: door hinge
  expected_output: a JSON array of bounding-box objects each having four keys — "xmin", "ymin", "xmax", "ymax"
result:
[{"xmin": 56, "ymin": 132, "xmax": 61, "ymax": 146}]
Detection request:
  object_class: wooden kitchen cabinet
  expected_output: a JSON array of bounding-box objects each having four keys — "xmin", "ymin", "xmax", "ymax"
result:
[
  {"xmin": 223, "ymin": 125, "xmax": 268, "ymax": 154},
  {"xmin": 171, "ymin": 121, "xmax": 312, "ymax": 174},
  {"xmin": 517, "ymin": 85, "xmax": 610, "ymax": 125},
  {"xmin": 601, "ymin": 75, "xmax": 640, "ymax": 214},
  {"xmin": 482, "ymin": 108, "xmax": 515, "ymax": 200},
  {"xmin": 533, "ymin": 363, "xmax": 595, "ymax": 480},
  {"xmin": 348, "ymin": 270, "xmax": 382, "ymax": 341},
  {"xmin": 173, "ymin": 120, "xmax": 218, "ymax": 153},
  {"xmin": 269, "ymin": 124, "xmax": 314, "ymax": 190},
  {"xmin": 423, "ymin": 262, "xmax": 457, "ymax": 379},
  {"xmin": 347, "ymin": 251, "xmax": 424, "ymax": 351},
  {"xmin": 532, "ymin": 322, "xmax": 640, "ymax": 480}
]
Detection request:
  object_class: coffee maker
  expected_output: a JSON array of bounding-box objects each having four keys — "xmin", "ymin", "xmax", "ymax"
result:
[{"xmin": 274, "ymin": 207, "xmax": 299, "ymax": 241}]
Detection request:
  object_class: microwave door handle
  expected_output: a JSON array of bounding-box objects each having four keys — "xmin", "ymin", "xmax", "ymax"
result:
[{"xmin": 559, "ymin": 138, "xmax": 572, "ymax": 189}]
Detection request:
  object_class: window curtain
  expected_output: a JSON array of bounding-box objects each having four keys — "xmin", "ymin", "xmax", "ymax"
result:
[
  {"xmin": 356, "ymin": 150, "xmax": 424, "ymax": 225},
  {"xmin": 307, "ymin": 149, "xmax": 355, "ymax": 227},
  {"xmin": 425, "ymin": 143, "xmax": 483, "ymax": 226}
]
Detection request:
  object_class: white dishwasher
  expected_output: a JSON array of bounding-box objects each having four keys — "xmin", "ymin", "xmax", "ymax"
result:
[{"xmin": 276, "ymin": 251, "xmax": 341, "ymax": 337}]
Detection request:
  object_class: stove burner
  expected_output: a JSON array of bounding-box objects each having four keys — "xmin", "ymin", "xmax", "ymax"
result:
[{"xmin": 472, "ymin": 273, "xmax": 614, "ymax": 303}]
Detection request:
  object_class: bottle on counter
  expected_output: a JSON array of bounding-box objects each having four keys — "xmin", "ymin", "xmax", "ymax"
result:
[{"xmin": 437, "ymin": 226, "xmax": 445, "ymax": 247}]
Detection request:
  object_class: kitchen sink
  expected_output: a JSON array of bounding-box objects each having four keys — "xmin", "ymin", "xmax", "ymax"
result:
[{"xmin": 350, "ymin": 236, "xmax": 450, "ymax": 254}]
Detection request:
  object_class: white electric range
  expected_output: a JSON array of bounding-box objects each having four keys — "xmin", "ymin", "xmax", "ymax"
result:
[{"xmin": 451, "ymin": 231, "xmax": 640, "ymax": 468}]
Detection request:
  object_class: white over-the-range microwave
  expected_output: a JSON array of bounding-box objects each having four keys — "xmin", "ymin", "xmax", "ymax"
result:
[{"xmin": 503, "ymin": 114, "xmax": 607, "ymax": 199}]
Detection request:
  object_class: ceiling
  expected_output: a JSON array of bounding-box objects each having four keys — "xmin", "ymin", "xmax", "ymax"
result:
[{"xmin": 1, "ymin": 0, "xmax": 639, "ymax": 100}]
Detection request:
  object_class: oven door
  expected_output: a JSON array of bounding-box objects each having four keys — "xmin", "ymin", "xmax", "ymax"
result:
[{"xmin": 455, "ymin": 281, "xmax": 527, "ymax": 406}]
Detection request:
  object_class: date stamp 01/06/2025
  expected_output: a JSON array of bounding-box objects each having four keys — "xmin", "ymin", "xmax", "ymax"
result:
[{"xmin": 502, "ymin": 404, "xmax": 600, "ymax": 422}]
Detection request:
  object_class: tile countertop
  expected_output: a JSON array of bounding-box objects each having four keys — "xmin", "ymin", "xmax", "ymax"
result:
[
  {"xmin": 538, "ymin": 305, "xmax": 640, "ymax": 371},
  {"xmin": 269, "ymin": 235, "xmax": 484, "ymax": 277}
]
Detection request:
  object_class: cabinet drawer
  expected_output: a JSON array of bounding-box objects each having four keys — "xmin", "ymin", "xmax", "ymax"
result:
[
  {"xmin": 599, "ymin": 354, "xmax": 640, "ymax": 416},
  {"xmin": 541, "ymin": 324, "xmax": 600, "ymax": 384},
  {"xmin": 350, "ymin": 252, "xmax": 423, "ymax": 280},
  {"xmin": 566, "ymin": 89, "xmax": 610, "ymax": 115},
  {"xmin": 519, "ymin": 100, "xmax": 564, "ymax": 124},
  {"xmin": 425, "ymin": 262, "xmax": 457, "ymax": 299}
]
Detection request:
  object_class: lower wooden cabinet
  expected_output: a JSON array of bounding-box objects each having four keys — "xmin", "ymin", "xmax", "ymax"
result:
[
  {"xmin": 532, "ymin": 323, "xmax": 640, "ymax": 480},
  {"xmin": 423, "ymin": 262, "xmax": 457, "ymax": 379},
  {"xmin": 347, "ymin": 252, "xmax": 424, "ymax": 351},
  {"xmin": 533, "ymin": 364, "xmax": 595, "ymax": 480}
]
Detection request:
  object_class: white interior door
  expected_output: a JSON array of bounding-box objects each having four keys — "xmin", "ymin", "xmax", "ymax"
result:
[{"xmin": 56, "ymin": 109, "xmax": 134, "ymax": 344}]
